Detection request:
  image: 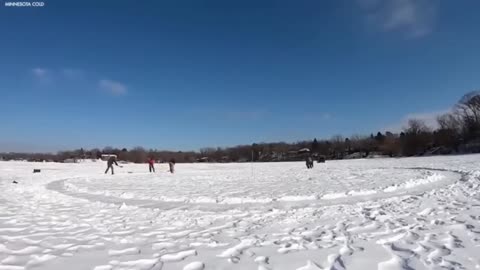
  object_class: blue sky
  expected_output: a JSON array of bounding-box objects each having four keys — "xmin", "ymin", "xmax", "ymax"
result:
[{"xmin": 0, "ymin": 0, "xmax": 479, "ymax": 152}]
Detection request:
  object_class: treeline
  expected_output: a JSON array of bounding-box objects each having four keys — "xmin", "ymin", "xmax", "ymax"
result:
[
  {"xmin": 2, "ymin": 91, "xmax": 480, "ymax": 163},
  {"xmin": 0, "ymin": 148, "xmax": 199, "ymax": 163}
]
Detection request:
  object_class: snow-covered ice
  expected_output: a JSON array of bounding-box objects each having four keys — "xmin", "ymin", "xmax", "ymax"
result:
[{"xmin": 0, "ymin": 155, "xmax": 479, "ymax": 269}]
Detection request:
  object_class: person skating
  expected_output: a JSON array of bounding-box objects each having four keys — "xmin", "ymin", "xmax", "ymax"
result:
[
  {"xmin": 148, "ymin": 157, "xmax": 155, "ymax": 173},
  {"xmin": 306, "ymin": 155, "xmax": 314, "ymax": 169},
  {"xmin": 105, "ymin": 156, "xmax": 119, "ymax": 175},
  {"xmin": 168, "ymin": 158, "xmax": 175, "ymax": 173}
]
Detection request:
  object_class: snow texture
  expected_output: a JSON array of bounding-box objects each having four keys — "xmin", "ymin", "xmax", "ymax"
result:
[{"xmin": 0, "ymin": 155, "xmax": 480, "ymax": 269}]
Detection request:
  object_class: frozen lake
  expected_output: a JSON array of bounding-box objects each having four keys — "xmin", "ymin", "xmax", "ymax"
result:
[{"xmin": 0, "ymin": 155, "xmax": 479, "ymax": 269}]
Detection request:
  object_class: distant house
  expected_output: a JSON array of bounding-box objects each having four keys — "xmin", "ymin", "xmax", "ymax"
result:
[
  {"xmin": 366, "ymin": 152, "xmax": 389, "ymax": 159},
  {"xmin": 101, "ymin": 154, "xmax": 117, "ymax": 161},
  {"xmin": 63, "ymin": 158, "xmax": 77, "ymax": 163},
  {"xmin": 284, "ymin": 149, "xmax": 311, "ymax": 161},
  {"xmin": 197, "ymin": 157, "xmax": 209, "ymax": 162},
  {"xmin": 297, "ymin": 148, "xmax": 310, "ymax": 154},
  {"xmin": 345, "ymin": 152, "xmax": 364, "ymax": 159}
]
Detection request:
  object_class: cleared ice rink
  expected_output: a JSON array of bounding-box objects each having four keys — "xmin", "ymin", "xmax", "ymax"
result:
[{"xmin": 0, "ymin": 155, "xmax": 479, "ymax": 269}]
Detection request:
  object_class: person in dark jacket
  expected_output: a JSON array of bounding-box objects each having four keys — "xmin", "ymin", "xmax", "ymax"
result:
[
  {"xmin": 306, "ymin": 155, "xmax": 314, "ymax": 169},
  {"xmin": 105, "ymin": 156, "xmax": 119, "ymax": 175},
  {"xmin": 148, "ymin": 157, "xmax": 155, "ymax": 173},
  {"xmin": 168, "ymin": 158, "xmax": 175, "ymax": 174}
]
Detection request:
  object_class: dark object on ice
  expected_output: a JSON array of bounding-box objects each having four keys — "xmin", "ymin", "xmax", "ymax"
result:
[
  {"xmin": 317, "ymin": 155, "xmax": 326, "ymax": 163},
  {"xmin": 105, "ymin": 156, "xmax": 119, "ymax": 175},
  {"xmin": 12, "ymin": 180, "xmax": 18, "ymax": 184},
  {"xmin": 33, "ymin": 169, "xmax": 41, "ymax": 173}
]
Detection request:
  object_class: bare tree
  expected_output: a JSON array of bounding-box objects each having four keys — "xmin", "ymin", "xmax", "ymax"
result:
[
  {"xmin": 456, "ymin": 91, "xmax": 480, "ymax": 123},
  {"xmin": 330, "ymin": 135, "xmax": 344, "ymax": 158},
  {"xmin": 437, "ymin": 113, "xmax": 462, "ymax": 132},
  {"xmin": 454, "ymin": 91, "xmax": 480, "ymax": 141},
  {"xmin": 405, "ymin": 119, "xmax": 430, "ymax": 135},
  {"xmin": 379, "ymin": 136, "xmax": 401, "ymax": 157},
  {"xmin": 401, "ymin": 119, "xmax": 432, "ymax": 156},
  {"xmin": 128, "ymin": 147, "xmax": 148, "ymax": 163}
]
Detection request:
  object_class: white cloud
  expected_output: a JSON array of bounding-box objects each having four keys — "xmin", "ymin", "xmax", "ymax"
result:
[
  {"xmin": 32, "ymin": 68, "xmax": 48, "ymax": 77},
  {"xmin": 359, "ymin": 0, "xmax": 437, "ymax": 38},
  {"xmin": 382, "ymin": 109, "xmax": 451, "ymax": 133},
  {"xmin": 31, "ymin": 68, "xmax": 51, "ymax": 82},
  {"xmin": 99, "ymin": 79, "xmax": 127, "ymax": 96},
  {"xmin": 32, "ymin": 67, "xmax": 84, "ymax": 83}
]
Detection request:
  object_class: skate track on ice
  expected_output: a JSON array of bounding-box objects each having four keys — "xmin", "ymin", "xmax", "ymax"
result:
[
  {"xmin": 47, "ymin": 168, "xmax": 460, "ymax": 211},
  {"xmin": 1, "ymin": 155, "xmax": 480, "ymax": 270}
]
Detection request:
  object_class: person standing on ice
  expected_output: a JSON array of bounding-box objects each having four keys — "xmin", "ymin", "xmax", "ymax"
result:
[
  {"xmin": 148, "ymin": 157, "xmax": 155, "ymax": 173},
  {"xmin": 168, "ymin": 158, "xmax": 175, "ymax": 173},
  {"xmin": 105, "ymin": 156, "xmax": 119, "ymax": 175},
  {"xmin": 306, "ymin": 155, "xmax": 314, "ymax": 169}
]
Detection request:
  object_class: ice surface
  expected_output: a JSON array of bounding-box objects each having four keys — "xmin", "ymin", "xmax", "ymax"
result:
[{"xmin": 0, "ymin": 155, "xmax": 479, "ymax": 269}]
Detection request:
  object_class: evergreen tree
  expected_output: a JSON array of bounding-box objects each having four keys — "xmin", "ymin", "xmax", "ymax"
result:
[{"xmin": 311, "ymin": 138, "xmax": 319, "ymax": 153}]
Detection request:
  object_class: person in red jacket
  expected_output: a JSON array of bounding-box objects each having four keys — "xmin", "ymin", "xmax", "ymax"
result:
[{"xmin": 148, "ymin": 157, "xmax": 155, "ymax": 173}]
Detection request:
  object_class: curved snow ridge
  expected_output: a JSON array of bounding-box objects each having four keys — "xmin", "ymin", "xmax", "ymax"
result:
[
  {"xmin": 277, "ymin": 195, "xmax": 317, "ymax": 202},
  {"xmin": 49, "ymin": 168, "xmax": 461, "ymax": 210},
  {"xmin": 320, "ymin": 189, "xmax": 378, "ymax": 200},
  {"xmin": 383, "ymin": 173, "xmax": 445, "ymax": 193},
  {"xmin": 320, "ymin": 172, "xmax": 447, "ymax": 199},
  {"xmin": 63, "ymin": 184, "xmax": 273, "ymax": 204},
  {"xmin": 61, "ymin": 174, "xmax": 448, "ymax": 205},
  {"xmin": 58, "ymin": 166, "xmax": 430, "ymax": 201}
]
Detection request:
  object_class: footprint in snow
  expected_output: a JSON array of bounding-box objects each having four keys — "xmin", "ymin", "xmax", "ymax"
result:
[
  {"xmin": 160, "ymin": 249, "xmax": 197, "ymax": 262},
  {"xmin": 183, "ymin": 261, "xmax": 205, "ymax": 270},
  {"xmin": 296, "ymin": 260, "xmax": 324, "ymax": 270}
]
